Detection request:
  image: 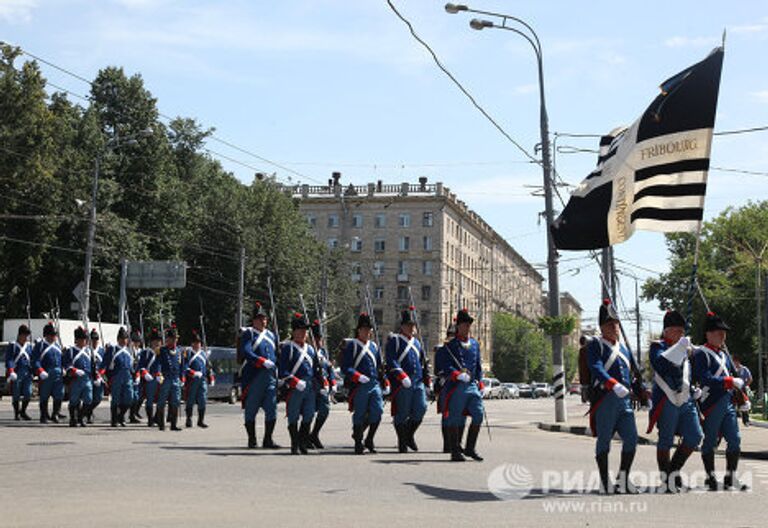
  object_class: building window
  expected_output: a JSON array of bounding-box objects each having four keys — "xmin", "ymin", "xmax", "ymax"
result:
[
  {"xmin": 351, "ymin": 237, "xmax": 363, "ymax": 252},
  {"xmin": 397, "ymin": 286, "xmax": 409, "ymax": 301},
  {"xmin": 399, "ymin": 236, "xmax": 410, "ymax": 252},
  {"xmin": 375, "ymin": 213, "xmax": 387, "ymax": 228},
  {"xmin": 422, "ymin": 261, "xmax": 433, "ymax": 276},
  {"xmin": 352, "ymin": 214, "xmax": 363, "ymax": 228},
  {"xmin": 373, "ymin": 309, "xmax": 383, "ymax": 326},
  {"xmin": 328, "ymin": 214, "xmax": 339, "ymax": 228},
  {"xmin": 397, "ymin": 260, "xmax": 408, "ymax": 281},
  {"xmin": 374, "ymin": 287, "xmax": 385, "ymax": 300},
  {"xmin": 423, "ymin": 212, "xmax": 433, "ymax": 227},
  {"xmin": 422, "ymin": 285, "xmax": 431, "ymax": 301},
  {"xmin": 423, "ymin": 236, "xmax": 433, "ymax": 251},
  {"xmin": 374, "ymin": 238, "xmax": 386, "ymax": 253},
  {"xmin": 351, "ymin": 262, "xmax": 361, "ymax": 282},
  {"xmin": 327, "ymin": 238, "xmax": 338, "ymax": 249},
  {"xmin": 373, "ymin": 261, "xmax": 385, "ymax": 276},
  {"xmin": 306, "ymin": 214, "xmax": 316, "ymax": 227},
  {"xmin": 399, "ymin": 213, "xmax": 411, "ymax": 228}
]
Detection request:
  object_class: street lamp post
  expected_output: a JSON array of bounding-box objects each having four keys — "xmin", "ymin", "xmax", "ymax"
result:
[{"xmin": 446, "ymin": 3, "xmax": 566, "ymax": 422}]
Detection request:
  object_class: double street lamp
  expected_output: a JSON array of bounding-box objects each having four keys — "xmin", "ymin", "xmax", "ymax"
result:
[
  {"xmin": 81, "ymin": 128, "xmax": 152, "ymax": 328},
  {"xmin": 445, "ymin": 3, "xmax": 566, "ymax": 422}
]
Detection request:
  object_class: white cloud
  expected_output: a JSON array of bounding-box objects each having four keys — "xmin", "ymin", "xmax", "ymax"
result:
[
  {"xmin": 751, "ymin": 90, "xmax": 768, "ymax": 103},
  {"xmin": 664, "ymin": 35, "xmax": 719, "ymax": 48},
  {"xmin": 446, "ymin": 174, "xmax": 540, "ymax": 206},
  {"xmin": 730, "ymin": 21, "xmax": 768, "ymax": 35},
  {"xmin": 0, "ymin": 0, "xmax": 37, "ymax": 23},
  {"xmin": 513, "ymin": 83, "xmax": 537, "ymax": 95}
]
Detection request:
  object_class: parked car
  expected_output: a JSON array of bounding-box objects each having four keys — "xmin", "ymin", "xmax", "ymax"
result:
[
  {"xmin": 533, "ymin": 382, "xmax": 551, "ymax": 398},
  {"xmin": 517, "ymin": 383, "xmax": 533, "ymax": 398},
  {"xmin": 502, "ymin": 382, "xmax": 520, "ymax": 399},
  {"xmin": 206, "ymin": 346, "xmax": 241, "ymax": 404},
  {"xmin": 568, "ymin": 383, "xmax": 582, "ymax": 395}
]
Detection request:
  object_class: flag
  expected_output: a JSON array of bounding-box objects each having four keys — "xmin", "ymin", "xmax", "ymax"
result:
[{"xmin": 551, "ymin": 47, "xmax": 724, "ymax": 250}]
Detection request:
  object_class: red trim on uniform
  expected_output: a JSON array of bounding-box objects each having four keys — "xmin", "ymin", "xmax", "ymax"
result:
[
  {"xmin": 450, "ymin": 370, "xmax": 461, "ymax": 382},
  {"xmin": 588, "ymin": 394, "xmax": 607, "ymax": 437},
  {"xmin": 255, "ymin": 356, "xmax": 267, "ymax": 367},
  {"xmin": 646, "ymin": 395, "xmax": 667, "ymax": 434},
  {"xmin": 478, "ymin": 381, "xmax": 485, "ymax": 392},
  {"xmin": 351, "ymin": 371, "xmax": 362, "ymax": 383},
  {"xmin": 288, "ymin": 376, "xmax": 299, "ymax": 388},
  {"xmin": 724, "ymin": 376, "xmax": 734, "ymax": 390},
  {"xmin": 396, "ymin": 371, "xmax": 408, "ymax": 381},
  {"xmin": 7, "ymin": 368, "xmax": 14, "ymax": 375},
  {"xmin": 36, "ymin": 368, "xmax": 44, "ymax": 376},
  {"xmin": 443, "ymin": 387, "xmax": 458, "ymax": 419},
  {"xmin": 604, "ymin": 377, "xmax": 618, "ymax": 390},
  {"xmin": 98, "ymin": 369, "xmax": 106, "ymax": 376},
  {"xmin": 140, "ymin": 369, "xmax": 148, "ymax": 376}
]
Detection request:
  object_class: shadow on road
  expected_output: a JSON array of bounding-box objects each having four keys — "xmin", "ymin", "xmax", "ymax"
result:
[{"xmin": 405, "ymin": 482, "xmax": 499, "ymax": 502}]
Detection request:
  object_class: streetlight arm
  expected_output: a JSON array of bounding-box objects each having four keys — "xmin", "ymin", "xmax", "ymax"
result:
[
  {"xmin": 456, "ymin": 6, "xmax": 542, "ymax": 56},
  {"xmin": 491, "ymin": 23, "xmax": 541, "ymax": 61}
]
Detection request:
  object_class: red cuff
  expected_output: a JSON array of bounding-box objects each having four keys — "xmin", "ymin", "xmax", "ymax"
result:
[
  {"xmin": 98, "ymin": 369, "xmax": 106, "ymax": 376},
  {"xmin": 352, "ymin": 371, "xmax": 362, "ymax": 383},
  {"xmin": 68, "ymin": 367, "xmax": 77, "ymax": 377},
  {"xmin": 288, "ymin": 376, "xmax": 299, "ymax": 388},
  {"xmin": 724, "ymin": 376, "xmax": 734, "ymax": 390},
  {"xmin": 478, "ymin": 381, "xmax": 485, "ymax": 391},
  {"xmin": 383, "ymin": 379, "xmax": 391, "ymax": 388},
  {"xmin": 451, "ymin": 370, "xmax": 461, "ymax": 382},
  {"xmin": 140, "ymin": 369, "xmax": 148, "ymax": 376},
  {"xmin": 189, "ymin": 369, "xmax": 197, "ymax": 376},
  {"xmin": 255, "ymin": 357, "xmax": 267, "ymax": 367},
  {"xmin": 36, "ymin": 368, "xmax": 44, "ymax": 376},
  {"xmin": 181, "ymin": 377, "xmax": 187, "ymax": 383},
  {"xmin": 330, "ymin": 380, "xmax": 337, "ymax": 387},
  {"xmin": 396, "ymin": 371, "xmax": 408, "ymax": 381},
  {"xmin": 7, "ymin": 368, "xmax": 14, "ymax": 375},
  {"xmin": 604, "ymin": 378, "xmax": 618, "ymax": 390},
  {"xmin": 323, "ymin": 379, "xmax": 329, "ymax": 388}
]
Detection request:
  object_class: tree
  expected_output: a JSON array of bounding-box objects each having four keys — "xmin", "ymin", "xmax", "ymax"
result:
[{"xmin": 492, "ymin": 313, "xmax": 552, "ymax": 382}]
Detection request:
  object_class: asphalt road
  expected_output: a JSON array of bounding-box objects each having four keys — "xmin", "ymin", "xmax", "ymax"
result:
[{"xmin": 0, "ymin": 395, "xmax": 765, "ymax": 527}]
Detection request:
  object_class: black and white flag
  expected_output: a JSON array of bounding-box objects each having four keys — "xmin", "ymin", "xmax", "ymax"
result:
[{"xmin": 551, "ymin": 47, "xmax": 724, "ymax": 250}]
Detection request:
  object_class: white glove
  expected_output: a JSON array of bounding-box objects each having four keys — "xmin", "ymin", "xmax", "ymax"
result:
[
  {"xmin": 401, "ymin": 375, "xmax": 412, "ymax": 389},
  {"xmin": 481, "ymin": 386, "xmax": 491, "ymax": 398},
  {"xmin": 740, "ymin": 400, "xmax": 752, "ymax": 412},
  {"xmin": 612, "ymin": 383, "xmax": 630, "ymax": 398},
  {"xmin": 193, "ymin": 371, "xmax": 203, "ymax": 379},
  {"xmin": 320, "ymin": 387, "xmax": 329, "ymax": 396},
  {"xmin": 75, "ymin": 369, "xmax": 85, "ymax": 377},
  {"xmin": 39, "ymin": 370, "xmax": 49, "ymax": 380},
  {"xmin": 644, "ymin": 399, "xmax": 653, "ymax": 412},
  {"xmin": 209, "ymin": 378, "xmax": 216, "ymax": 387},
  {"xmin": 357, "ymin": 374, "xmax": 370, "ymax": 384},
  {"xmin": 133, "ymin": 377, "xmax": 140, "ymax": 386},
  {"xmin": 382, "ymin": 384, "xmax": 391, "ymax": 396},
  {"xmin": 732, "ymin": 377, "xmax": 745, "ymax": 390},
  {"xmin": 331, "ymin": 384, "xmax": 338, "ymax": 393},
  {"xmin": 677, "ymin": 336, "xmax": 691, "ymax": 349},
  {"xmin": 262, "ymin": 359, "xmax": 275, "ymax": 369},
  {"xmin": 295, "ymin": 379, "xmax": 307, "ymax": 392},
  {"xmin": 661, "ymin": 337, "xmax": 690, "ymax": 366},
  {"xmin": 93, "ymin": 377, "xmax": 102, "ymax": 386},
  {"xmin": 457, "ymin": 372, "xmax": 471, "ymax": 383},
  {"xmin": 8, "ymin": 372, "xmax": 18, "ymax": 382},
  {"xmin": 144, "ymin": 373, "xmax": 153, "ymax": 382},
  {"xmin": 693, "ymin": 387, "xmax": 703, "ymax": 400}
]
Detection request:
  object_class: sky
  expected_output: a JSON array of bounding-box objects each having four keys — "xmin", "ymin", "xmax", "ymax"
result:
[{"xmin": 3, "ymin": 0, "xmax": 768, "ymax": 347}]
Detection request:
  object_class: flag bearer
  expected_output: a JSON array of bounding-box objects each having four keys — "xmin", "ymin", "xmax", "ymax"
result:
[
  {"xmin": 32, "ymin": 322, "xmax": 63, "ymax": 424},
  {"xmin": 5, "ymin": 324, "xmax": 33, "ymax": 421}
]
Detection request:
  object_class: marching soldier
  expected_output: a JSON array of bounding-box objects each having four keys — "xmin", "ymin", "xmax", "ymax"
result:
[
  {"xmin": 128, "ymin": 331, "xmax": 144, "ymax": 424},
  {"xmin": 5, "ymin": 324, "xmax": 33, "ymax": 421},
  {"xmin": 587, "ymin": 300, "xmax": 639, "ymax": 494},
  {"xmin": 386, "ymin": 307, "xmax": 428, "ymax": 453},
  {"xmin": 435, "ymin": 308, "xmax": 486, "ymax": 462},
  {"xmin": 32, "ymin": 322, "xmax": 64, "ymax": 423},
  {"xmin": 62, "ymin": 327, "xmax": 93, "ymax": 427},
  {"xmin": 435, "ymin": 321, "xmax": 457, "ymax": 453},
  {"xmin": 342, "ymin": 313, "xmax": 386, "ymax": 455},
  {"xmin": 278, "ymin": 313, "xmax": 318, "ymax": 455},
  {"xmin": 308, "ymin": 319, "xmax": 336, "ymax": 449},
  {"xmin": 87, "ymin": 329, "xmax": 105, "ymax": 424},
  {"xmin": 647, "ymin": 310, "xmax": 703, "ymax": 492},
  {"xmin": 103, "ymin": 327, "xmax": 134, "ymax": 427},
  {"xmin": 138, "ymin": 328, "xmax": 162, "ymax": 427},
  {"xmin": 692, "ymin": 311, "xmax": 748, "ymax": 491},
  {"xmin": 239, "ymin": 302, "xmax": 280, "ymax": 449},
  {"xmin": 184, "ymin": 330, "xmax": 213, "ymax": 428},
  {"xmin": 156, "ymin": 325, "xmax": 185, "ymax": 431}
]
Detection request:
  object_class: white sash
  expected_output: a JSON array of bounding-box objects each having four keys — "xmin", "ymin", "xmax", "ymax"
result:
[
  {"xmin": 352, "ymin": 339, "xmax": 376, "ymax": 370},
  {"xmin": 13, "ymin": 343, "xmax": 30, "ymax": 365},
  {"xmin": 188, "ymin": 349, "xmax": 206, "ymax": 368},
  {"xmin": 654, "ymin": 359, "xmax": 691, "ymax": 407},
  {"xmin": 71, "ymin": 347, "xmax": 90, "ymax": 366},
  {"xmin": 110, "ymin": 347, "xmax": 130, "ymax": 371},
  {"xmin": 39, "ymin": 342, "xmax": 59, "ymax": 364},
  {"xmin": 602, "ymin": 339, "xmax": 630, "ymax": 372},
  {"xmin": 394, "ymin": 334, "xmax": 419, "ymax": 365}
]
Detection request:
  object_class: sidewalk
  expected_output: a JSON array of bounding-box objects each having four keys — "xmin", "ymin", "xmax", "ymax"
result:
[{"xmin": 538, "ymin": 399, "xmax": 768, "ymax": 460}]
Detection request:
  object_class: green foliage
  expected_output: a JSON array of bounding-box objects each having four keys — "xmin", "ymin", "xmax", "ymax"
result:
[
  {"xmin": 538, "ymin": 314, "xmax": 577, "ymax": 336},
  {"xmin": 0, "ymin": 47, "xmax": 357, "ymax": 346},
  {"xmin": 492, "ymin": 312, "xmax": 552, "ymax": 382},
  {"xmin": 642, "ymin": 201, "xmax": 768, "ymax": 373}
]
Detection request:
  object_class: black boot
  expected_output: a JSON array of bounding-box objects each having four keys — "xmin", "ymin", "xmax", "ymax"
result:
[
  {"xmin": 198, "ymin": 409, "xmax": 208, "ymax": 428},
  {"xmin": 146, "ymin": 407, "xmax": 154, "ymax": 427},
  {"xmin": 51, "ymin": 400, "xmax": 62, "ymax": 423},
  {"xmin": 596, "ymin": 451, "xmax": 612, "ymax": 494},
  {"xmin": 68, "ymin": 407, "xmax": 77, "ymax": 427},
  {"xmin": 449, "ymin": 427, "xmax": 465, "ymax": 462},
  {"xmin": 395, "ymin": 423, "xmax": 408, "ymax": 453},
  {"xmin": 84, "ymin": 404, "xmax": 93, "ymax": 424},
  {"xmin": 12, "ymin": 401, "xmax": 20, "ymax": 421},
  {"xmin": 702, "ymin": 452, "xmax": 718, "ymax": 491},
  {"xmin": 668, "ymin": 445, "xmax": 695, "ymax": 493},
  {"xmin": 724, "ymin": 450, "xmax": 749, "ymax": 491},
  {"xmin": 263, "ymin": 419, "xmax": 280, "ymax": 449},
  {"xmin": 20, "ymin": 400, "xmax": 32, "ymax": 421},
  {"xmin": 129, "ymin": 404, "xmax": 141, "ymax": 424},
  {"xmin": 353, "ymin": 424, "xmax": 365, "ymax": 455},
  {"xmin": 309, "ymin": 416, "xmax": 326, "ymax": 449},
  {"xmin": 406, "ymin": 419, "xmax": 421, "ymax": 452},
  {"xmin": 464, "ymin": 424, "xmax": 484, "ymax": 461},
  {"xmin": 299, "ymin": 422, "xmax": 311, "ymax": 454},
  {"xmin": 110, "ymin": 406, "xmax": 119, "ymax": 427},
  {"xmin": 656, "ymin": 449, "xmax": 671, "ymax": 493},
  {"xmin": 78, "ymin": 404, "xmax": 87, "ymax": 427},
  {"xmin": 458, "ymin": 423, "xmax": 466, "ymax": 454},
  {"xmin": 364, "ymin": 421, "xmax": 379, "ymax": 454},
  {"xmin": 288, "ymin": 423, "xmax": 300, "ymax": 455},
  {"xmin": 134, "ymin": 404, "xmax": 143, "ymax": 420},
  {"xmin": 186, "ymin": 409, "xmax": 193, "ymax": 428},
  {"xmin": 245, "ymin": 422, "xmax": 257, "ymax": 448},
  {"xmin": 39, "ymin": 401, "xmax": 48, "ymax": 424},
  {"xmin": 170, "ymin": 407, "xmax": 181, "ymax": 431},
  {"xmin": 442, "ymin": 426, "xmax": 450, "ymax": 453},
  {"xmin": 118, "ymin": 406, "xmax": 128, "ymax": 427},
  {"xmin": 615, "ymin": 450, "xmax": 639, "ymax": 494},
  {"xmin": 156, "ymin": 408, "xmax": 165, "ymax": 431}
]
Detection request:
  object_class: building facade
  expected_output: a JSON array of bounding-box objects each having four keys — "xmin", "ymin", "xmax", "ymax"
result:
[
  {"xmin": 291, "ymin": 175, "xmax": 545, "ymax": 371},
  {"xmin": 559, "ymin": 291, "xmax": 583, "ymax": 351}
]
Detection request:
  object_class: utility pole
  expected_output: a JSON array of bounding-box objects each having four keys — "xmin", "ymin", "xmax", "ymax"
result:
[
  {"xmin": 635, "ymin": 277, "xmax": 641, "ymax": 368},
  {"xmin": 81, "ymin": 154, "xmax": 101, "ymax": 327},
  {"xmin": 236, "ymin": 247, "xmax": 245, "ymax": 333},
  {"xmin": 757, "ymin": 257, "xmax": 765, "ymax": 419},
  {"xmin": 601, "ymin": 248, "xmax": 611, "ymax": 301}
]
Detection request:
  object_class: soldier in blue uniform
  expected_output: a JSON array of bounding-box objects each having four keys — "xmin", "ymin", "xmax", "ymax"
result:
[
  {"xmin": 587, "ymin": 300, "xmax": 639, "ymax": 494},
  {"xmin": 342, "ymin": 313, "xmax": 387, "ymax": 455},
  {"xmin": 5, "ymin": 324, "xmax": 33, "ymax": 421},
  {"xmin": 87, "ymin": 329, "xmax": 105, "ymax": 424},
  {"xmin": 184, "ymin": 331, "xmax": 213, "ymax": 428},
  {"xmin": 435, "ymin": 321, "xmax": 457, "ymax": 453},
  {"xmin": 62, "ymin": 326, "xmax": 93, "ymax": 427},
  {"xmin": 386, "ymin": 307, "xmax": 429, "ymax": 453},
  {"xmin": 692, "ymin": 312, "xmax": 748, "ymax": 491},
  {"xmin": 156, "ymin": 325, "xmax": 186, "ymax": 431},
  {"xmin": 648, "ymin": 310, "xmax": 703, "ymax": 492},
  {"xmin": 138, "ymin": 328, "xmax": 162, "ymax": 427},
  {"xmin": 279, "ymin": 313, "xmax": 318, "ymax": 455},
  {"xmin": 435, "ymin": 309, "xmax": 486, "ymax": 462},
  {"xmin": 308, "ymin": 319, "xmax": 336, "ymax": 449},
  {"xmin": 128, "ymin": 331, "xmax": 144, "ymax": 424},
  {"xmin": 239, "ymin": 302, "xmax": 280, "ymax": 449},
  {"xmin": 32, "ymin": 322, "xmax": 63, "ymax": 423},
  {"xmin": 103, "ymin": 327, "xmax": 134, "ymax": 427}
]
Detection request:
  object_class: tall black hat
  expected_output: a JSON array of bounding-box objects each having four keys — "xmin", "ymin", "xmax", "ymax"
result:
[
  {"xmin": 663, "ymin": 309, "xmax": 686, "ymax": 329},
  {"xmin": 252, "ymin": 301, "xmax": 268, "ymax": 319},
  {"xmin": 43, "ymin": 322, "xmax": 57, "ymax": 336},
  {"xmin": 598, "ymin": 299, "xmax": 620, "ymax": 326},
  {"xmin": 149, "ymin": 327, "xmax": 162, "ymax": 341},
  {"xmin": 74, "ymin": 326, "xmax": 88, "ymax": 340},
  {"xmin": 164, "ymin": 324, "xmax": 177, "ymax": 338},
  {"xmin": 191, "ymin": 330, "xmax": 202, "ymax": 343},
  {"xmin": 117, "ymin": 327, "xmax": 129, "ymax": 340},
  {"xmin": 400, "ymin": 306, "xmax": 417, "ymax": 326},
  {"xmin": 311, "ymin": 319, "xmax": 323, "ymax": 338},
  {"xmin": 291, "ymin": 312, "xmax": 310, "ymax": 331},
  {"xmin": 130, "ymin": 330, "xmax": 143, "ymax": 343},
  {"xmin": 456, "ymin": 308, "xmax": 474, "ymax": 325},
  {"xmin": 704, "ymin": 311, "xmax": 731, "ymax": 333},
  {"xmin": 90, "ymin": 328, "xmax": 100, "ymax": 340},
  {"xmin": 356, "ymin": 312, "xmax": 373, "ymax": 330},
  {"xmin": 18, "ymin": 324, "xmax": 31, "ymax": 336}
]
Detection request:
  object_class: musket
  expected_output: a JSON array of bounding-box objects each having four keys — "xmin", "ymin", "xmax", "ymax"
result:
[
  {"xmin": 54, "ymin": 297, "xmax": 64, "ymax": 349},
  {"xmin": 138, "ymin": 299, "xmax": 146, "ymax": 348},
  {"xmin": 159, "ymin": 294, "xmax": 165, "ymax": 336},
  {"xmin": 198, "ymin": 295, "xmax": 209, "ymax": 352},
  {"xmin": 266, "ymin": 273, "xmax": 280, "ymax": 341},
  {"xmin": 298, "ymin": 293, "xmax": 316, "ymax": 346},
  {"xmin": 362, "ymin": 284, "xmax": 388, "ymax": 403},
  {"xmin": 26, "ymin": 288, "xmax": 32, "ymax": 338},
  {"xmin": 96, "ymin": 296, "xmax": 106, "ymax": 347}
]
